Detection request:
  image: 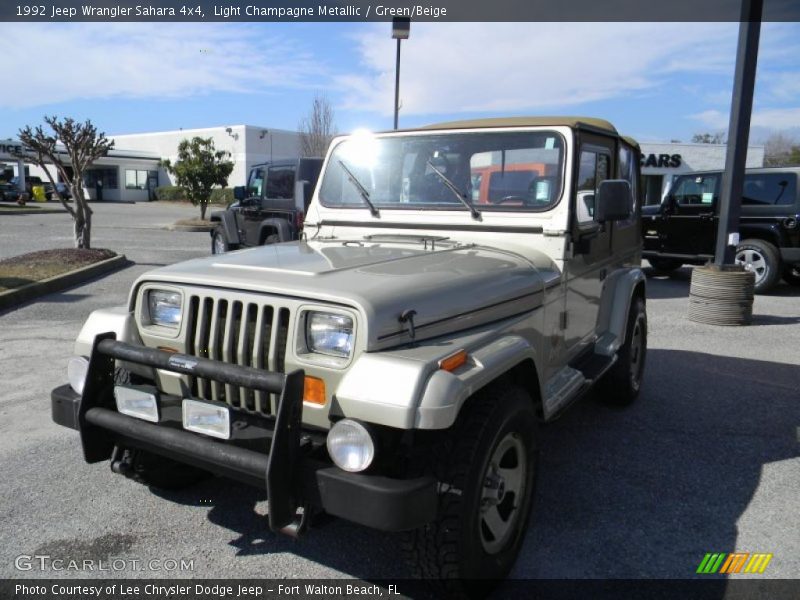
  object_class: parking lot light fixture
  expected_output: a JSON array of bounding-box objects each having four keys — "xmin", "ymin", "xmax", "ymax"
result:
[{"xmin": 392, "ymin": 17, "xmax": 410, "ymax": 130}]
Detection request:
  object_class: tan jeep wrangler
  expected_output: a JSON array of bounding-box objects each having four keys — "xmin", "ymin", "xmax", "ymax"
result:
[{"xmin": 52, "ymin": 117, "xmax": 647, "ymax": 593}]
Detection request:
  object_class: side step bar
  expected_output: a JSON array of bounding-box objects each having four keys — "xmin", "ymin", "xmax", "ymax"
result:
[{"xmin": 543, "ymin": 353, "xmax": 617, "ymax": 421}]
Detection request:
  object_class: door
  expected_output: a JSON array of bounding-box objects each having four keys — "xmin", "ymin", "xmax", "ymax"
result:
[
  {"xmin": 565, "ymin": 136, "xmax": 615, "ymax": 354},
  {"xmin": 239, "ymin": 167, "xmax": 266, "ymax": 244},
  {"xmin": 661, "ymin": 173, "xmax": 720, "ymax": 257},
  {"xmin": 612, "ymin": 142, "xmax": 642, "ymax": 257}
]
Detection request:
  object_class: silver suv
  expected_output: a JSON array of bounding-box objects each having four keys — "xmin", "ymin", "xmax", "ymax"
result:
[{"xmin": 52, "ymin": 117, "xmax": 647, "ymax": 592}]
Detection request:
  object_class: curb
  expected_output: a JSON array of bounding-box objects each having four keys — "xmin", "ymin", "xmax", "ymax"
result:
[
  {"xmin": 0, "ymin": 254, "xmax": 130, "ymax": 312},
  {"xmin": 0, "ymin": 208, "xmax": 66, "ymax": 215},
  {"xmin": 167, "ymin": 225, "xmax": 215, "ymax": 232}
]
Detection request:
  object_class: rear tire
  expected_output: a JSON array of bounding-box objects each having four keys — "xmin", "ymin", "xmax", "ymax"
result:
[
  {"xmin": 598, "ymin": 296, "xmax": 647, "ymax": 406},
  {"xmin": 403, "ymin": 384, "xmax": 538, "ymax": 597},
  {"xmin": 648, "ymin": 257, "xmax": 683, "ymax": 273},
  {"xmin": 262, "ymin": 233, "xmax": 280, "ymax": 245},
  {"xmin": 735, "ymin": 239, "xmax": 781, "ymax": 294}
]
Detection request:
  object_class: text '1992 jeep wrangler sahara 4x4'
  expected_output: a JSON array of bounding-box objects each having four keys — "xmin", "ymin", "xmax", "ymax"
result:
[{"xmin": 51, "ymin": 117, "xmax": 647, "ymax": 593}]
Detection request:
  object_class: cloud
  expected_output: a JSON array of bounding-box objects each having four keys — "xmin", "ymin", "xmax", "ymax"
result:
[
  {"xmin": 690, "ymin": 106, "xmax": 800, "ymax": 131},
  {"xmin": 0, "ymin": 23, "xmax": 324, "ymax": 109},
  {"xmin": 335, "ymin": 22, "xmax": 738, "ymax": 117}
]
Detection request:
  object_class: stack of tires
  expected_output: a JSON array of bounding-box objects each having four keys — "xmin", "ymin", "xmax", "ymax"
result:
[{"xmin": 688, "ymin": 265, "xmax": 755, "ymax": 325}]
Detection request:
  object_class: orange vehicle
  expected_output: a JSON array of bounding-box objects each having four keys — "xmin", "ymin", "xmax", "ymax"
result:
[{"xmin": 470, "ymin": 162, "xmax": 558, "ymax": 205}]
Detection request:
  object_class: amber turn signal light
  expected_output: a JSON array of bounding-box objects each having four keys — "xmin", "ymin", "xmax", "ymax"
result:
[
  {"xmin": 303, "ymin": 376, "xmax": 326, "ymax": 405},
  {"xmin": 438, "ymin": 350, "xmax": 468, "ymax": 372}
]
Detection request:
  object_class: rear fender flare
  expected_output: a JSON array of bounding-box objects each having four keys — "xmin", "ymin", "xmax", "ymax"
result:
[
  {"xmin": 258, "ymin": 218, "xmax": 293, "ymax": 244},
  {"xmin": 595, "ymin": 267, "xmax": 646, "ymax": 357}
]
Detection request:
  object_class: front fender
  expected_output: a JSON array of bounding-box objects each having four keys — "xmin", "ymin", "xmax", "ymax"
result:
[
  {"xmin": 334, "ymin": 334, "xmax": 538, "ymax": 430},
  {"xmin": 74, "ymin": 307, "xmax": 149, "ymax": 379},
  {"xmin": 209, "ymin": 210, "xmax": 241, "ymax": 245}
]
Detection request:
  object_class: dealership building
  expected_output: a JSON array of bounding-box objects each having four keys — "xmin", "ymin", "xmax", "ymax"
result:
[
  {"xmin": 1, "ymin": 125, "xmax": 301, "ymax": 202},
  {"xmin": 3, "ymin": 129, "xmax": 763, "ymax": 205},
  {"xmin": 638, "ymin": 142, "xmax": 764, "ymax": 205}
]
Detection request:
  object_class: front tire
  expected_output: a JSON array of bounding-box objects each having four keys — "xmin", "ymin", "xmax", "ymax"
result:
[
  {"xmin": 403, "ymin": 384, "xmax": 538, "ymax": 597},
  {"xmin": 212, "ymin": 226, "xmax": 230, "ymax": 254},
  {"xmin": 598, "ymin": 296, "xmax": 647, "ymax": 406},
  {"xmin": 735, "ymin": 239, "xmax": 781, "ymax": 293}
]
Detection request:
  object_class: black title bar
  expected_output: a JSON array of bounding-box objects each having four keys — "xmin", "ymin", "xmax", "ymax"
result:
[{"xmin": 2, "ymin": 0, "xmax": 800, "ymax": 22}]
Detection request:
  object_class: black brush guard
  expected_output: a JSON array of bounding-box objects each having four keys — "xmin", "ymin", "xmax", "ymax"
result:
[{"xmin": 54, "ymin": 332, "xmax": 438, "ymax": 534}]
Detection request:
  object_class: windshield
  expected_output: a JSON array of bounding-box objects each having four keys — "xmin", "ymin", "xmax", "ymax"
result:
[{"xmin": 319, "ymin": 130, "xmax": 565, "ymax": 213}]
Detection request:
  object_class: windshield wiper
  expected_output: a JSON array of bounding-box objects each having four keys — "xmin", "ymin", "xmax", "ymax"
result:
[
  {"xmin": 337, "ymin": 160, "xmax": 379, "ymax": 217},
  {"xmin": 426, "ymin": 159, "xmax": 481, "ymax": 220}
]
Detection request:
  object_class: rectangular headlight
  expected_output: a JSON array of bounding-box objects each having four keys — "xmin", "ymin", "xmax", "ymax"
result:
[
  {"xmin": 115, "ymin": 386, "xmax": 159, "ymax": 423},
  {"xmin": 182, "ymin": 399, "xmax": 230, "ymax": 440},
  {"xmin": 306, "ymin": 312, "xmax": 354, "ymax": 358},
  {"xmin": 147, "ymin": 289, "xmax": 182, "ymax": 328}
]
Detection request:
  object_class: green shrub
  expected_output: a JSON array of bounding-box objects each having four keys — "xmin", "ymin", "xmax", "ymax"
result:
[
  {"xmin": 154, "ymin": 185, "xmax": 187, "ymax": 202},
  {"xmin": 155, "ymin": 185, "xmax": 231, "ymax": 205},
  {"xmin": 209, "ymin": 188, "xmax": 234, "ymax": 205}
]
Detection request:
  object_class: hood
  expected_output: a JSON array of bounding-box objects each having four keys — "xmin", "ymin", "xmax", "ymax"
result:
[{"xmin": 137, "ymin": 239, "xmax": 556, "ymax": 349}]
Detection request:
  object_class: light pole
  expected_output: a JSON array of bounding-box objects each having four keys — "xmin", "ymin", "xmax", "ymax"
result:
[
  {"xmin": 260, "ymin": 129, "xmax": 273, "ymax": 162},
  {"xmin": 392, "ymin": 17, "xmax": 410, "ymax": 130},
  {"xmin": 688, "ymin": 0, "xmax": 763, "ymax": 326}
]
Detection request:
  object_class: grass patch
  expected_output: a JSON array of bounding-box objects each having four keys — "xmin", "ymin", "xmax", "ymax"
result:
[
  {"xmin": 0, "ymin": 248, "xmax": 116, "ymax": 293},
  {"xmin": 0, "ymin": 203, "xmax": 43, "ymax": 211}
]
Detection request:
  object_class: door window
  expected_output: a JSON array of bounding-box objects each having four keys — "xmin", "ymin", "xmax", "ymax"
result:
[
  {"xmin": 247, "ymin": 168, "xmax": 265, "ymax": 197},
  {"xmin": 671, "ymin": 174, "xmax": 719, "ymax": 206},
  {"xmin": 576, "ymin": 149, "xmax": 610, "ymax": 224},
  {"xmin": 266, "ymin": 165, "xmax": 296, "ymax": 199}
]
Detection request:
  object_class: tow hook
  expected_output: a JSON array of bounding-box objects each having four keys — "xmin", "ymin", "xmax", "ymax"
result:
[{"xmin": 109, "ymin": 445, "xmax": 134, "ymax": 477}]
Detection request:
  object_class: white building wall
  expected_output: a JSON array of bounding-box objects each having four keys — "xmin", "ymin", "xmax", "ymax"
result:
[{"xmin": 110, "ymin": 125, "xmax": 302, "ymax": 189}]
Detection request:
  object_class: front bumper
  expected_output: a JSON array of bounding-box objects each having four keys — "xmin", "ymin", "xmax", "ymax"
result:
[{"xmin": 51, "ymin": 333, "xmax": 437, "ymax": 533}]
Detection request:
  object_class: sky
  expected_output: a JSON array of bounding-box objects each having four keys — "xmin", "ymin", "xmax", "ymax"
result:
[{"xmin": 1, "ymin": 21, "xmax": 799, "ymax": 144}]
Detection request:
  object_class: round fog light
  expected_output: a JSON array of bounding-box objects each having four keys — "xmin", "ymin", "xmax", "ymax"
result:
[
  {"xmin": 327, "ymin": 419, "xmax": 375, "ymax": 473},
  {"xmin": 68, "ymin": 356, "xmax": 89, "ymax": 395}
]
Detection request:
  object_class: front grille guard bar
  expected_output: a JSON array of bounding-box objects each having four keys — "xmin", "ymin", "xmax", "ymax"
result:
[{"xmin": 78, "ymin": 332, "xmax": 306, "ymax": 532}]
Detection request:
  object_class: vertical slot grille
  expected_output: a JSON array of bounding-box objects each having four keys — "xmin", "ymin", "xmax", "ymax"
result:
[{"xmin": 183, "ymin": 294, "xmax": 291, "ymax": 416}]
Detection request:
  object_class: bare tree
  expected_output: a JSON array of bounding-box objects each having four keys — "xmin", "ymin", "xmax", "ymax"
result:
[
  {"xmin": 13, "ymin": 116, "xmax": 114, "ymax": 248},
  {"xmin": 299, "ymin": 93, "xmax": 337, "ymax": 157},
  {"xmin": 691, "ymin": 131, "xmax": 727, "ymax": 144},
  {"xmin": 763, "ymin": 132, "xmax": 800, "ymax": 167}
]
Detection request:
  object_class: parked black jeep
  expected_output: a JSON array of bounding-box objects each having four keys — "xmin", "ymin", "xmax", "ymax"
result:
[
  {"xmin": 642, "ymin": 167, "xmax": 800, "ymax": 292},
  {"xmin": 210, "ymin": 158, "xmax": 323, "ymax": 254}
]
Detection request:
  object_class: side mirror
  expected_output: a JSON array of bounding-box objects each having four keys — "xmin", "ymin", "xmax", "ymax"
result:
[
  {"xmin": 595, "ymin": 180, "xmax": 632, "ymax": 223},
  {"xmin": 233, "ymin": 186, "xmax": 246, "ymax": 201}
]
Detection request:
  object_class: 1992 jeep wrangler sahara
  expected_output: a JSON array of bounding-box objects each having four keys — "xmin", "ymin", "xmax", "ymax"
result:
[{"xmin": 52, "ymin": 117, "xmax": 647, "ymax": 593}]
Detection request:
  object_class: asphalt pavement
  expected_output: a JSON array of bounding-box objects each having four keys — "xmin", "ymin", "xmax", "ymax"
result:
[{"xmin": 0, "ymin": 202, "xmax": 797, "ymax": 586}]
